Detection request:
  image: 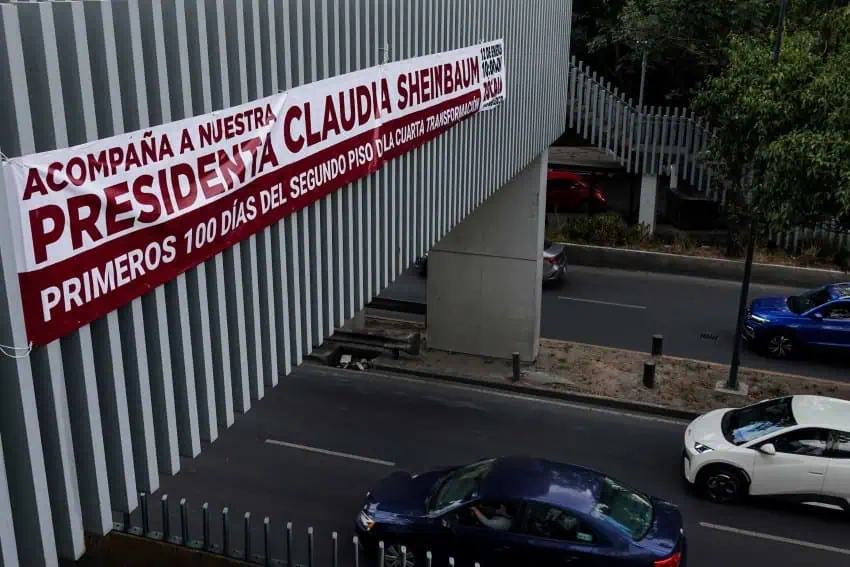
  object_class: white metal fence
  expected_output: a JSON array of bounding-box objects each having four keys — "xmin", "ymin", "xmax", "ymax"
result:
[
  {"xmin": 566, "ymin": 57, "xmax": 718, "ymax": 199},
  {"xmin": 567, "ymin": 57, "xmax": 850, "ymax": 253},
  {"xmin": 0, "ymin": 1, "xmax": 573, "ymax": 565}
]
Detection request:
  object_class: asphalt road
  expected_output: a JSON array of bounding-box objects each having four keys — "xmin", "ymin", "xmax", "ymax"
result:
[
  {"xmin": 378, "ymin": 265, "xmax": 850, "ymax": 382},
  {"xmin": 147, "ymin": 366, "xmax": 849, "ymax": 567}
]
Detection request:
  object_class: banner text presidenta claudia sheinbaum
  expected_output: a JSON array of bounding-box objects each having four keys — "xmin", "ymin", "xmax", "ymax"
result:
[{"xmin": 2, "ymin": 40, "xmax": 505, "ymax": 346}]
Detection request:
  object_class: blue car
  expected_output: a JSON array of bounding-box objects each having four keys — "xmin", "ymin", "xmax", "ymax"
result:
[
  {"xmin": 744, "ymin": 282, "xmax": 850, "ymax": 358},
  {"xmin": 355, "ymin": 456, "xmax": 686, "ymax": 567}
]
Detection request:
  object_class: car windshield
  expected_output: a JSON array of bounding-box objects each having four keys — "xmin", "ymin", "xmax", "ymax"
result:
[
  {"xmin": 787, "ymin": 287, "xmax": 832, "ymax": 314},
  {"xmin": 427, "ymin": 459, "xmax": 495, "ymax": 512},
  {"xmin": 721, "ymin": 397, "xmax": 797, "ymax": 445},
  {"xmin": 592, "ymin": 477, "xmax": 654, "ymax": 541}
]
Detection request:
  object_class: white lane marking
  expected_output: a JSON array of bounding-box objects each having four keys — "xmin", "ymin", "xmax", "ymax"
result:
[
  {"xmin": 315, "ymin": 365, "xmax": 688, "ymax": 427},
  {"xmin": 264, "ymin": 439, "xmax": 396, "ymax": 467},
  {"xmin": 558, "ymin": 296, "xmax": 646, "ymax": 310},
  {"xmin": 699, "ymin": 522, "xmax": 850, "ymax": 556}
]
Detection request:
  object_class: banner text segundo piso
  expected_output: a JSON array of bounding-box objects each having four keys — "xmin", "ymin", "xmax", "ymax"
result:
[{"xmin": 0, "ymin": 40, "xmax": 505, "ymax": 346}]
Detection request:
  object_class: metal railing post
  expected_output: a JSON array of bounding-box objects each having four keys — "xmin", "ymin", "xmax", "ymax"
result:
[{"xmin": 161, "ymin": 495, "xmax": 170, "ymax": 542}]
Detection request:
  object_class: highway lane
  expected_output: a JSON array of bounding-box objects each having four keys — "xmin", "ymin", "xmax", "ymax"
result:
[
  {"xmin": 379, "ymin": 264, "xmax": 850, "ymax": 382},
  {"xmin": 152, "ymin": 365, "xmax": 850, "ymax": 567}
]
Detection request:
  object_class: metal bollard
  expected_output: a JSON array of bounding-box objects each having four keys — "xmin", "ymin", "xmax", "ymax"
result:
[
  {"xmin": 426, "ymin": 550, "xmax": 433, "ymax": 567},
  {"xmin": 353, "ymin": 536, "xmax": 360, "ymax": 567},
  {"xmin": 643, "ymin": 360, "xmax": 656, "ymax": 388},
  {"xmin": 652, "ymin": 334, "xmax": 663, "ymax": 356},
  {"xmin": 180, "ymin": 498, "xmax": 189, "ymax": 545},
  {"xmin": 261, "ymin": 517, "xmax": 270, "ymax": 566},
  {"xmin": 511, "ymin": 351, "xmax": 520, "ymax": 382},
  {"xmin": 202, "ymin": 503, "xmax": 210, "ymax": 551},
  {"xmin": 449, "ymin": 557, "xmax": 455, "ymax": 567},
  {"xmin": 244, "ymin": 512, "xmax": 252, "ymax": 560},
  {"xmin": 401, "ymin": 545, "xmax": 408, "ymax": 567},
  {"xmin": 222, "ymin": 507, "xmax": 231, "ymax": 557},
  {"xmin": 161, "ymin": 495, "xmax": 170, "ymax": 542},
  {"xmin": 307, "ymin": 526, "xmax": 314, "ymax": 567},
  {"xmin": 378, "ymin": 541, "xmax": 385, "ymax": 567},
  {"xmin": 332, "ymin": 531, "xmax": 339, "ymax": 567},
  {"xmin": 285, "ymin": 522, "xmax": 294, "ymax": 567},
  {"xmin": 140, "ymin": 493, "xmax": 150, "ymax": 536}
]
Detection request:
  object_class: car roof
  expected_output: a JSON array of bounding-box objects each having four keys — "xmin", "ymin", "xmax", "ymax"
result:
[
  {"xmin": 547, "ymin": 169, "xmax": 588, "ymax": 184},
  {"xmin": 478, "ymin": 456, "xmax": 603, "ymax": 514},
  {"xmin": 791, "ymin": 395, "xmax": 850, "ymax": 430}
]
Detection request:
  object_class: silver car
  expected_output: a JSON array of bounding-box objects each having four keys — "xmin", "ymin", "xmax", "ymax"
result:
[{"xmin": 414, "ymin": 240, "xmax": 567, "ymax": 285}]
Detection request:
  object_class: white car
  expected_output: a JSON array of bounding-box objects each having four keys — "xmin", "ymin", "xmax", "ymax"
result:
[{"xmin": 683, "ymin": 395, "xmax": 850, "ymax": 510}]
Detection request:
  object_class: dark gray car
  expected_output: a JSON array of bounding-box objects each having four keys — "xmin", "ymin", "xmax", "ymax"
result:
[{"xmin": 414, "ymin": 240, "xmax": 567, "ymax": 285}]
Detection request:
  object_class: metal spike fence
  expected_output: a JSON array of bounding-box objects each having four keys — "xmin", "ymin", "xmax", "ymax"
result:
[{"xmin": 115, "ymin": 492, "xmax": 480, "ymax": 567}]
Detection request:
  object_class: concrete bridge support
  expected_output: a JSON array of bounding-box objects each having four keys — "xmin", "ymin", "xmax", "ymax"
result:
[{"xmin": 426, "ymin": 152, "xmax": 547, "ymax": 363}]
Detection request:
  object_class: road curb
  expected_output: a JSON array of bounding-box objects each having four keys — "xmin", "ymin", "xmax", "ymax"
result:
[
  {"xmin": 562, "ymin": 242, "xmax": 846, "ymax": 288},
  {"xmin": 368, "ymin": 361, "xmax": 700, "ymax": 421}
]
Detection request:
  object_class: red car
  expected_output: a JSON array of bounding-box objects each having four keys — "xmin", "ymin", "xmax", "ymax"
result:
[{"xmin": 546, "ymin": 169, "xmax": 607, "ymax": 213}]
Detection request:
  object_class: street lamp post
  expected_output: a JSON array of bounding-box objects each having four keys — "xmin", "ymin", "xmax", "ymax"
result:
[{"xmin": 726, "ymin": 0, "xmax": 789, "ymax": 391}]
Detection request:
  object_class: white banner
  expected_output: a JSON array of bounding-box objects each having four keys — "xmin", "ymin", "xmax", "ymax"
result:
[{"xmin": 0, "ymin": 39, "xmax": 506, "ymax": 346}]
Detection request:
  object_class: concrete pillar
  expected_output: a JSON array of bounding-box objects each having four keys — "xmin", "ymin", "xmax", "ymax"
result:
[
  {"xmin": 638, "ymin": 174, "xmax": 658, "ymax": 235},
  {"xmin": 426, "ymin": 152, "xmax": 547, "ymax": 362}
]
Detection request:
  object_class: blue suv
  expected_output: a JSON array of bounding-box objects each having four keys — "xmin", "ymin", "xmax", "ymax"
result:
[{"xmin": 744, "ymin": 282, "xmax": 850, "ymax": 358}]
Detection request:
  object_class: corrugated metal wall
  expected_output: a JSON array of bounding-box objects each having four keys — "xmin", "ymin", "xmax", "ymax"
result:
[{"xmin": 0, "ymin": 1, "xmax": 572, "ymax": 565}]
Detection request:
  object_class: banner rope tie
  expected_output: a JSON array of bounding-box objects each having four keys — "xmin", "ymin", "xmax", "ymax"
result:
[{"xmin": 0, "ymin": 341, "xmax": 32, "ymax": 359}]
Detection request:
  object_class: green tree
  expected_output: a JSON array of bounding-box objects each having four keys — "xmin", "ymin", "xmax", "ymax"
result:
[
  {"xmin": 693, "ymin": 2, "xmax": 850, "ymax": 235},
  {"xmin": 614, "ymin": 0, "xmax": 776, "ymax": 104}
]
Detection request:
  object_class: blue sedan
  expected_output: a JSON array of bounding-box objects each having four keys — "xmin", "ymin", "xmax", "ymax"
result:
[
  {"xmin": 355, "ymin": 456, "xmax": 686, "ymax": 567},
  {"xmin": 744, "ymin": 282, "xmax": 850, "ymax": 358}
]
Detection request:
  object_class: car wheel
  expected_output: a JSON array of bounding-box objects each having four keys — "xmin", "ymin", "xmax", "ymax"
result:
[
  {"xmin": 765, "ymin": 331, "xmax": 796, "ymax": 359},
  {"xmin": 383, "ymin": 542, "xmax": 417, "ymax": 567},
  {"xmin": 698, "ymin": 466, "xmax": 747, "ymax": 504}
]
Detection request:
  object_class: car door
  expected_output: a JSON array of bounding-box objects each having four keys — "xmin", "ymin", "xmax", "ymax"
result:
[
  {"xmin": 515, "ymin": 501, "xmax": 608, "ymax": 567},
  {"xmin": 809, "ymin": 302, "xmax": 850, "ymax": 347},
  {"xmin": 445, "ymin": 499, "xmax": 526, "ymax": 567},
  {"xmin": 823, "ymin": 430, "xmax": 850, "ymax": 503},
  {"xmin": 749, "ymin": 428, "xmax": 830, "ymax": 496}
]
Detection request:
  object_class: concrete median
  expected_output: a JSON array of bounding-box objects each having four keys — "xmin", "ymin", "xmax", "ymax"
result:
[{"xmin": 563, "ymin": 243, "xmax": 847, "ymax": 288}]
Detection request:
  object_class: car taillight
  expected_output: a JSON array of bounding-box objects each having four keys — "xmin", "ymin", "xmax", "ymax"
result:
[
  {"xmin": 544, "ymin": 256, "xmax": 555, "ymax": 264},
  {"xmin": 655, "ymin": 551, "xmax": 681, "ymax": 567}
]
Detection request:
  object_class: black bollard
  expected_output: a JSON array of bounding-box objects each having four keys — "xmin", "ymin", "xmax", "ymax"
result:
[
  {"xmin": 222, "ymin": 507, "xmax": 230, "ymax": 557},
  {"xmin": 643, "ymin": 360, "xmax": 656, "ymax": 388},
  {"xmin": 161, "ymin": 495, "xmax": 170, "ymax": 542},
  {"xmin": 263, "ymin": 517, "xmax": 270, "ymax": 567},
  {"xmin": 511, "ymin": 352, "xmax": 520, "ymax": 382},
  {"xmin": 140, "ymin": 493, "xmax": 150, "ymax": 536},
  {"xmin": 202, "ymin": 503, "xmax": 210, "ymax": 551},
  {"xmin": 353, "ymin": 536, "xmax": 360, "ymax": 567},
  {"xmin": 244, "ymin": 512, "xmax": 251, "ymax": 560},
  {"xmin": 123, "ymin": 511, "xmax": 131, "ymax": 532},
  {"xmin": 285, "ymin": 523, "xmax": 293, "ymax": 567},
  {"xmin": 652, "ymin": 334, "xmax": 663, "ymax": 356},
  {"xmin": 180, "ymin": 498, "xmax": 189, "ymax": 545},
  {"xmin": 307, "ymin": 526, "xmax": 314, "ymax": 567}
]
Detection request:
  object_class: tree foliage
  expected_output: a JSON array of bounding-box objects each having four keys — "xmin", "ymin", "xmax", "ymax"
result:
[
  {"xmin": 693, "ymin": 1, "xmax": 850, "ymax": 232},
  {"xmin": 575, "ymin": 0, "xmax": 776, "ymax": 105}
]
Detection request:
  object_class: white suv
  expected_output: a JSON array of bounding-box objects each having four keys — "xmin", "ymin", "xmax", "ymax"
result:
[{"xmin": 683, "ymin": 395, "xmax": 850, "ymax": 510}]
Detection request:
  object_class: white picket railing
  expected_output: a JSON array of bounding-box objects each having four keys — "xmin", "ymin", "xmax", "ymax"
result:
[{"xmin": 568, "ymin": 57, "xmax": 850, "ymax": 255}]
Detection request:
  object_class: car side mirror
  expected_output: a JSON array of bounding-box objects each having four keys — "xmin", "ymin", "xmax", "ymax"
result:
[
  {"xmin": 811, "ymin": 311, "xmax": 824, "ymax": 320},
  {"xmin": 441, "ymin": 514, "xmax": 457, "ymax": 531},
  {"xmin": 759, "ymin": 443, "xmax": 777, "ymax": 456}
]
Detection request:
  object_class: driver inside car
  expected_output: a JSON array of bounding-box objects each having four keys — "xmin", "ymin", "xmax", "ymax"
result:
[{"xmin": 470, "ymin": 503, "xmax": 514, "ymax": 531}]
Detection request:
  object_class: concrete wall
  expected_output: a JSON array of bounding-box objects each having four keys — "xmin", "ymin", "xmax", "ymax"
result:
[{"xmin": 426, "ymin": 153, "xmax": 547, "ymax": 362}]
